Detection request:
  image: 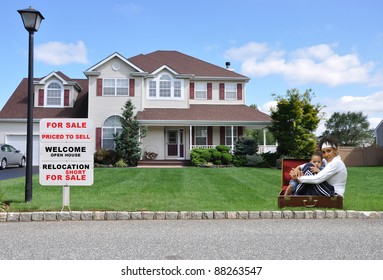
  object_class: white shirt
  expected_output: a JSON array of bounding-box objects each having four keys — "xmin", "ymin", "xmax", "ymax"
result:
[{"xmin": 299, "ymin": 155, "xmax": 347, "ymax": 196}]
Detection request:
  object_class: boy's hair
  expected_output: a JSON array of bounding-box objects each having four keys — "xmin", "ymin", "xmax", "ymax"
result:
[{"xmin": 312, "ymin": 151, "xmax": 323, "ymax": 159}]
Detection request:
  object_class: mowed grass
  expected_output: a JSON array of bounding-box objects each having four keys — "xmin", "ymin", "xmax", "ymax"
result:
[{"xmin": 1, "ymin": 166, "xmax": 382, "ymax": 211}]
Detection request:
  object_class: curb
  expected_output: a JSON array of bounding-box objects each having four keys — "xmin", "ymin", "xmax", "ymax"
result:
[{"xmin": 1, "ymin": 210, "xmax": 383, "ymax": 222}]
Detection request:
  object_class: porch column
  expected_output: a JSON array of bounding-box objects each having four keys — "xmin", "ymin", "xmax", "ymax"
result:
[
  {"xmin": 263, "ymin": 128, "xmax": 267, "ymax": 153},
  {"xmin": 231, "ymin": 125, "xmax": 234, "ymax": 153},
  {"xmin": 189, "ymin": 125, "xmax": 192, "ymax": 151}
]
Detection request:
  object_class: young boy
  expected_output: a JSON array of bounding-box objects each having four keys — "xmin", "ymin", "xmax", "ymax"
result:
[{"xmin": 284, "ymin": 151, "xmax": 324, "ymax": 196}]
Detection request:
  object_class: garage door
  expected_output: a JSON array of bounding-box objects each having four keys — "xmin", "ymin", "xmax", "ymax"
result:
[{"xmin": 6, "ymin": 135, "xmax": 40, "ymax": 166}]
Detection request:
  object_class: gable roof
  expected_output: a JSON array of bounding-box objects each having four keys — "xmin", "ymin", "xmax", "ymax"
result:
[
  {"xmin": 128, "ymin": 51, "xmax": 249, "ymax": 79},
  {"xmin": 136, "ymin": 104, "xmax": 271, "ymax": 126},
  {"xmin": 0, "ymin": 74, "xmax": 88, "ymax": 119},
  {"xmin": 85, "ymin": 52, "xmax": 144, "ymax": 73}
]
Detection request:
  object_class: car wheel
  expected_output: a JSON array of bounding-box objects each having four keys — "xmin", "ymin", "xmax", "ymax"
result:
[
  {"xmin": 19, "ymin": 157, "xmax": 26, "ymax": 167},
  {"xmin": 0, "ymin": 158, "xmax": 6, "ymax": 170}
]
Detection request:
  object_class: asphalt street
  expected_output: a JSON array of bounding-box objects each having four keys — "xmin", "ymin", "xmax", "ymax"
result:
[
  {"xmin": 0, "ymin": 166, "xmax": 39, "ymax": 180},
  {"xmin": 1, "ymin": 219, "xmax": 382, "ymax": 260}
]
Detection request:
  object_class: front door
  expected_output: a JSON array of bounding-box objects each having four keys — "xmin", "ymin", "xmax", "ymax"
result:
[{"xmin": 167, "ymin": 130, "xmax": 178, "ymax": 157}]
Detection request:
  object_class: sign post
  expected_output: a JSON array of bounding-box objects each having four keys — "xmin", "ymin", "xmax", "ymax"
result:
[{"xmin": 39, "ymin": 118, "xmax": 95, "ymax": 210}]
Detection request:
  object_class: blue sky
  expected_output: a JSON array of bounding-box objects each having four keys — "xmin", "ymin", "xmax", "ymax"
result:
[{"xmin": 1, "ymin": 0, "xmax": 383, "ymax": 134}]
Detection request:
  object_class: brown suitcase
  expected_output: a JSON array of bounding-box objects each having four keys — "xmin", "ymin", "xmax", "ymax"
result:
[{"xmin": 278, "ymin": 159, "xmax": 343, "ymax": 209}]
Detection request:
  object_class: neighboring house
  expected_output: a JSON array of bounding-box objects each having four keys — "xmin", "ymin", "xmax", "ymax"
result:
[
  {"xmin": 375, "ymin": 119, "xmax": 383, "ymax": 148},
  {"xmin": 0, "ymin": 50, "xmax": 271, "ymax": 164},
  {"xmin": 0, "ymin": 72, "xmax": 88, "ymax": 165}
]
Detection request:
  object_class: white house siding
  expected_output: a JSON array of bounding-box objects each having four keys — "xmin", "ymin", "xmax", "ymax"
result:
[
  {"xmin": 189, "ymin": 82, "xmax": 246, "ymax": 105},
  {"xmin": 141, "ymin": 126, "xmax": 166, "ymax": 160}
]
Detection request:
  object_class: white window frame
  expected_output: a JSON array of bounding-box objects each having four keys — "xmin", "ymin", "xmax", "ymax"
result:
[
  {"xmin": 45, "ymin": 81, "xmax": 63, "ymax": 107},
  {"xmin": 225, "ymin": 83, "xmax": 237, "ymax": 100},
  {"xmin": 102, "ymin": 115, "xmax": 123, "ymax": 150},
  {"xmin": 195, "ymin": 82, "xmax": 207, "ymax": 99},
  {"xmin": 147, "ymin": 73, "xmax": 184, "ymax": 99},
  {"xmin": 195, "ymin": 126, "xmax": 207, "ymax": 145},
  {"xmin": 103, "ymin": 78, "xmax": 129, "ymax": 96},
  {"xmin": 225, "ymin": 126, "xmax": 238, "ymax": 146}
]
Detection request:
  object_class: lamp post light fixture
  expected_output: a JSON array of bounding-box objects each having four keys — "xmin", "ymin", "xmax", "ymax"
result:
[{"xmin": 17, "ymin": 7, "xmax": 44, "ymax": 203}]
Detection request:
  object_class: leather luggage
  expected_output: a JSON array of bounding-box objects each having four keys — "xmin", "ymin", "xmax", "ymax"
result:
[{"xmin": 278, "ymin": 159, "xmax": 343, "ymax": 209}]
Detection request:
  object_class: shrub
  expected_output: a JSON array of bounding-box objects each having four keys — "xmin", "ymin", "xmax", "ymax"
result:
[
  {"xmin": 211, "ymin": 150, "xmax": 222, "ymax": 164},
  {"xmin": 94, "ymin": 148, "xmax": 119, "ymax": 165},
  {"xmin": 245, "ymin": 154, "xmax": 264, "ymax": 167},
  {"xmin": 115, "ymin": 159, "xmax": 128, "ymax": 168},
  {"xmin": 234, "ymin": 137, "xmax": 258, "ymax": 156},
  {"xmin": 261, "ymin": 152, "xmax": 280, "ymax": 168},
  {"xmin": 216, "ymin": 145, "xmax": 231, "ymax": 153},
  {"xmin": 191, "ymin": 148, "xmax": 209, "ymax": 166},
  {"xmin": 221, "ymin": 153, "xmax": 233, "ymax": 165}
]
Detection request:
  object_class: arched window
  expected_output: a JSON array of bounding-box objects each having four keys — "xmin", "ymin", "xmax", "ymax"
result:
[
  {"xmin": 147, "ymin": 72, "xmax": 184, "ymax": 99},
  {"xmin": 102, "ymin": 115, "xmax": 122, "ymax": 149},
  {"xmin": 159, "ymin": 74, "xmax": 171, "ymax": 97},
  {"xmin": 46, "ymin": 81, "xmax": 63, "ymax": 106}
]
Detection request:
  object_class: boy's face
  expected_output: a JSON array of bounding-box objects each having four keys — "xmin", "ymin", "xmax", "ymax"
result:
[{"xmin": 311, "ymin": 155, "xmax": 322, "ymax": 168}]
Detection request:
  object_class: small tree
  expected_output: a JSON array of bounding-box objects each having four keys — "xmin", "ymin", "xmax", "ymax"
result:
[
  {"xmin": 322, "ymin": 111, "xmax": 374, "ymax": 147},
  {"xmin": 114, "ymin": 99, "xmax": 147, "ymax": 166},
  {"xmin": 269, "ymin": 88, "xmax": 324, "ymax": 158}
]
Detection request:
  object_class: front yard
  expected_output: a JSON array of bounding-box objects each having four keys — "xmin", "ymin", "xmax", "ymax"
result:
[{"xmin": 1, "ymin": 166, "xmax": 382, "ymax": 212}]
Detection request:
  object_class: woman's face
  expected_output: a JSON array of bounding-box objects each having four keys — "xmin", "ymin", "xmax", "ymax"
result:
[{"xmin": 322, "ymin": 147, "xmax": 337, "ymax": 162}]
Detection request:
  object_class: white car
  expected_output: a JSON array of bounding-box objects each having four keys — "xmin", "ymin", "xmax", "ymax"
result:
[{"xmin": 0, "ymin": 144, "xmax": 26, "ymax": 169}]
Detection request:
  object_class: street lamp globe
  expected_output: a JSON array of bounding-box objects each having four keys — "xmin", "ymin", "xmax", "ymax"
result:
[{"xmin": 17, "ymin": 6, "xmax": 44, "ymax": 32}]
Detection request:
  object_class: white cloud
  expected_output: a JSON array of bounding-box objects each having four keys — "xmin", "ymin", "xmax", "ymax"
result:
[
  {"xmin": 35, "ymin": 40, "xmax": 88, "ymax": 65},
  {"xmin": 260, "ymin": 90, "xmax": 383, "ymax": 135},
  {"xmin": 114, "ymin": 3, "xmax": 142, "ymax": 15},
  {"xmin": 225, "ymin": 42, "xmax": 376, "ymax": 86}
]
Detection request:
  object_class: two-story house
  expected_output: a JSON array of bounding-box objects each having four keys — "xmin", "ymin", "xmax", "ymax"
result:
[
  {"xmin": 85, "ymin": 51, "xmax": 271, "ymax": 161},
  {"xmin": 0, "ymin": 50, "xmax": 271, "ymax": 165}
]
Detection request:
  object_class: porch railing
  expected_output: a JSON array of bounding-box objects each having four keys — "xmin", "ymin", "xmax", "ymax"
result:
[{"xmin": 190, "ymin": 144, "xmax": 278, "ymax": 154}]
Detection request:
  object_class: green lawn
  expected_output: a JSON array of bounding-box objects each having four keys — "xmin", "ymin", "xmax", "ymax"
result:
[{"xmin": 1, "ymin": 166, "xmax": 382, "ymax": 212}]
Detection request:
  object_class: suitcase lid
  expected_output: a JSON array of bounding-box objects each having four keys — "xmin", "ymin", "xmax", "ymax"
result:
[{"xmin": 281, "ymin": 158, "xmax": 308, "ymax": 190}]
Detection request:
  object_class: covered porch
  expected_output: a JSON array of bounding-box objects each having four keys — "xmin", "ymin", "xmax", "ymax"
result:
[{"xmin": 137, "ymin": 104, "xmax": 273, "ymax": 161}]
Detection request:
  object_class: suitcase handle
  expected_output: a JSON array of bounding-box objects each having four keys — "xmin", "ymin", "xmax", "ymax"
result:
[{"xmin": 303, "ymin": 199, "xmax": 318, "ymax": 208}]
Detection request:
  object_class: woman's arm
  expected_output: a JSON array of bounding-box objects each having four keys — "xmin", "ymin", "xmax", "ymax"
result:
[{"xmin": 298, "ymin": 160, "xmax": 341, "ymax": 184}]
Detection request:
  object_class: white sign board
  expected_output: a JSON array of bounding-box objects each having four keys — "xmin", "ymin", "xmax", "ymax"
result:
[{"xmin": 39, "ymin": 118, "xmax": 95, "ymax": 186}]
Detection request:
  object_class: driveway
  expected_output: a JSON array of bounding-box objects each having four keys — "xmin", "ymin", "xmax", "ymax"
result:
[{"xmin": 0, "ymin": 166, "xmax": 39, "ymax": 180}]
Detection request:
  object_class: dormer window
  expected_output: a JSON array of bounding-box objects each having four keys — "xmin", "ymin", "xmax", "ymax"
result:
[
  {"xmin": 147, "ymin": 73, "xmax": 183, "ymax": 99},
  {"xmin": 46, "ymin": 81, "xmax": 63, "ymax": 106}
]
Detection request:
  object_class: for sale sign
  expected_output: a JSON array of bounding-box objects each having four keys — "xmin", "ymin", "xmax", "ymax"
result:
[{"xmin": 39, "ymin": 118, "xmax": 95, "ymax": 186}]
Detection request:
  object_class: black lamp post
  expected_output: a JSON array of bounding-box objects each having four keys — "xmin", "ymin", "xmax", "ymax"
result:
[{"xmin": 17, "ymin": 7, "xmax": 44, "ymax": 203}]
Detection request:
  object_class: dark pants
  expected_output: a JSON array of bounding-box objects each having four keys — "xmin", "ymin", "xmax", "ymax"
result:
[{"xmin": 294, "ymin": 164, "xmax": 335, "ymax": 197}]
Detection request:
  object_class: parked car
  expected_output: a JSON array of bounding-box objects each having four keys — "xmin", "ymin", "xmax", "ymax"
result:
[{"xmin": 0, "ymin": 144, "xmax": 26, "ymax": 169}]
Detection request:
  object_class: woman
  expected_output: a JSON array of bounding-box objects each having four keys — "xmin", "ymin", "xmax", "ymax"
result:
[{"xmin": 290, "ymin": 135, "xmax": 347, "ymax": 196}]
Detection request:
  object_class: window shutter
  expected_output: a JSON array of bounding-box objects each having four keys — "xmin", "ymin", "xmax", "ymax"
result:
[
  {"xmin": 96, "ymin": 128, "xmax": 102, "ymax": 149},
  {"xmin": 238, "ymin": 126, "xmax": 243, "ymax": 137},
  {"xmin": 208, "ymin": 126, "xmax": 213, "ymax": 145},
  {"xmin": 220, "ymin": 126, "xmax": 225, "ymax": 145},
  {"xmin": 129, "ymin": 79, "xmax": 135, "ymax": 97},
  {"xmin": 192, "ymin": 126, "xmax": 195, "ymax": 145},
  {"xmin": 38, "ymin": 89, "xmax": 44, "ymax": 106},
  {"xmin": 64, "ymin": 89, "xmax": 70, "ymax": 106},
  {"xmin": 190, "ymin": 82, "xmax": 194, "ymax": 100},
  {"xmin": 207, "ymin": 83, "xmax": 212, "ymax": 100},
  {"xmin": 237, "ymin": 83, "xmax": 243, "ymax": 100},
  {"xmin": 97, "ymin": 79, "xmax": 103, "ymax": 96},
  {"xmin": 219, "ymin": 83, "xmax": 225, "ymax": 100}
]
